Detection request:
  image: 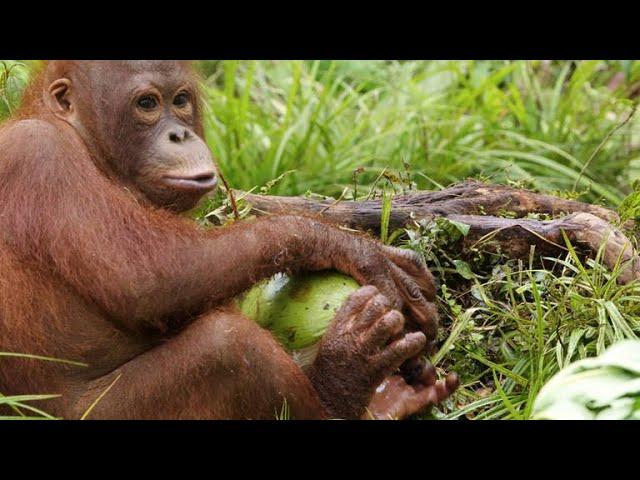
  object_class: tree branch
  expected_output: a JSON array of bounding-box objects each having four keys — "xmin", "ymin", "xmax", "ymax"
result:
[{"xmin": 237, "ymin": 181, "xmax": 639, "ymax": 283}]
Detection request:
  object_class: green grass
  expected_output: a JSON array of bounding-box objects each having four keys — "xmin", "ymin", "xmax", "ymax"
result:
[
  {"xmin": 399, "ymin": 218, "xmax": 640, "ymax": 419},
  {"xmin": 2, "ymin": 60, "xmax": 640, "ymax": 419},
  {"xmin": 3, "ymin": 60, "xmax": 639, "ymax": 203},
  {"xmin": 0, "ymin": 353, "xmax": 86, "ymax": 419},
  {"xmin": 197, "ymin": 60, "xmax": 640, "ymax": 205}
]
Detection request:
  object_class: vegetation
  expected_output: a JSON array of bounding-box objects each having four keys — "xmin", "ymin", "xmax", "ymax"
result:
[
  {"xmin": 532, "ymin": 339, "xmax": 640, "ymax": 420},
  {"xmin": 1, "ymin": 60, "xmax": 640, "ymax": 420}
]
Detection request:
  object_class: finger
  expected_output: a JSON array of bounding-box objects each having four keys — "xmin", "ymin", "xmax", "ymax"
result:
[
  {"xmin": 429, "ymin": 373, "xmax": 459, "ymax": 403},
  {"xmin": 336, "ymin": 285, "xmax": 379, "ymax": 320},
  {"xmin": 401, "ymin": 379, "xmax": 454, "ymax": 417},
  {"xmin": 434, "ymin": 379, "xmax": 453, "ymax": 403},
  {"xmin": 413, "ymin": 361, "xmax": 437, "ymax": 388},
  {"xmin": 382, "ymin": 246, "xmax": 437, "ymax": 301},
  {"xmin": 372, "ymin": 274, "xmax": 404, "ymax": 311},
  {"xmin": 445, "ymin": 372, "xmax": 460, "ymax": 394},
  {"xmin": 388, "ymin": 263, "xmax": 439, "ymax": 341},
  {"xmin": 380, "ymin": 372, "xmax": 459, "ymax": 419},
  {"xmin": 400, "ymin": 357, "xmax": 437, "ymax": 388},
  {"xmin": 350, "ymin": 262, "xmax": 403, "ymax": 312},
  {"xmin": 356, "ymin": 293, "xmax": 392, "ymax": 329},
  {"xmin": 401, "ymin": 386, "xmax": 439, "ymax": 417},
  {"xmin": 399, "ymin": 356, "xmax": 425, "ymax": 383},
  {"xmin": 364, "ymin": 309, "xmax": 405, "ymax": 347},
  {"xmin": 375, "ymin": 332, "xmax": 426, "ymax": 376}
]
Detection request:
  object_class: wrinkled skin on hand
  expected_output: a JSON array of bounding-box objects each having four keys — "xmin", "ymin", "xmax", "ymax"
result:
[
  {"xmin": 321, "ymin": 235, "xmax": 440, "ymax": 349},
  {"xmin": 307, "ymin": 284, "xmax": 455, "ymax": 419}
]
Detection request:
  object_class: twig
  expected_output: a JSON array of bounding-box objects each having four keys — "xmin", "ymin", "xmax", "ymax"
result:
[{"xmin": 217, "ymin": 168, "xmax": 240, "ymax": 221}]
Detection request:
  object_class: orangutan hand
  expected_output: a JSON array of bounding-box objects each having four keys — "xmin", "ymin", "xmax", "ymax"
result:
[
  {"xmin": 325, "ymin": 234, "xmax": 439, "ymax": 347},
  {"xmin": 307, "ymin": 285, "xmax": 427, "ymax": 419},
  {"xmin": 362, "ymin": 361, "xmax": 459, "ymax": 420}
]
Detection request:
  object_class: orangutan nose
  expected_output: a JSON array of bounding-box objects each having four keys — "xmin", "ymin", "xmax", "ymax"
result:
[{"xmin": 168, "ymin": 129, "xmax": 192, "ymax": 144}]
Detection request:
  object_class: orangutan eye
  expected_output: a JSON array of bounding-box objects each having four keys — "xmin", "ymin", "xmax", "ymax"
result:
[
  {"xmin": 173, "ymin": 92, "xmax": 190, "ymax": 107},
  {"xmin": 137, "ymin": 95, "xmax": 158, "ymax": 110}
]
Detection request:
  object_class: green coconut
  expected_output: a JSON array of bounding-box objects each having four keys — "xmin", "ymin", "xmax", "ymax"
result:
[{"xmin": 237, "ymin": 271, "xmax": 360, "ymax": 350}]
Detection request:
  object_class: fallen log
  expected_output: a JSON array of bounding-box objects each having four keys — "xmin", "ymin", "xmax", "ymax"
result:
[
  {"xmin": 239, "ymin": 180, "xmax": 619, "ymax": 229},
  {"xmin": 235, "ymin": 180, "xmax": 640, "ymax": 284}
]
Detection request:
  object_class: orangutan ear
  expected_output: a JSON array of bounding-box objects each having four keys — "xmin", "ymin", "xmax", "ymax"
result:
[{"xmin": 46, "ymin": 78, "xmax": 74, "ymax": 119}]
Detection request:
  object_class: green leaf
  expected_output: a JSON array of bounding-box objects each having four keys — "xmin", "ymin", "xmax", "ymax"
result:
[
  {"xmin": 533, "ymin": 340, "xmax": 640, "ymax": 420},
  {"xmin": 447, "ymin": 219, "xmax": 471, "ymax": 237},
  {"xmin": 453, "ymin": 260, "xmax": 476, "ymax": 280}
]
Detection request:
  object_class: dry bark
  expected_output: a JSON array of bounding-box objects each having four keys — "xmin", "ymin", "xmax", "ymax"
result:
[{"xmin": 236, "ymin": 180, "xmax": 640, "ymax": 284}]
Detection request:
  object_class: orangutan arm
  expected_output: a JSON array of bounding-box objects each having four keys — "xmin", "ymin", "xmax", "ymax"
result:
[{"xmin": 1, "ymin": 120, "xmax": 437, "ymax": 340}]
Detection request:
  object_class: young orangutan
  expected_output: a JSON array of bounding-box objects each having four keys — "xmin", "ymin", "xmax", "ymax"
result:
[{"xmin": 0, "ymin": 61, "xmax": 457, "ymax": 419}]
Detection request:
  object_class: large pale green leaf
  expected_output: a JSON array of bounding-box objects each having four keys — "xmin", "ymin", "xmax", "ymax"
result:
[{"xmin": 533, "ymin": 340, "xmax": 640, "ymax": 420}]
